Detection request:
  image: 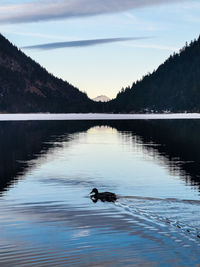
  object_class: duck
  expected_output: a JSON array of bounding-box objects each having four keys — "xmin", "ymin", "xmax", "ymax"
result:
[{"xmin": 90, "ymin": 188, "xmax": 117, "ymax": 203}]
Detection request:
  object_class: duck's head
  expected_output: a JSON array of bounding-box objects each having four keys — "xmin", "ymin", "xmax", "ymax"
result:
[{"xmin": 90, "ymin": 188, "xmax": 98, "ymax": 195}]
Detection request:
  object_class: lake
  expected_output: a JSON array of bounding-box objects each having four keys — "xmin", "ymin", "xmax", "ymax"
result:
[{"xmin": 0, "ymin": 119, "xmax": 200, "ymax": 266}]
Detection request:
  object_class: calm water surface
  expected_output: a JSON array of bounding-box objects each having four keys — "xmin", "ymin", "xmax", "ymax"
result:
[{"xmin": 0, "ymin": 120, "xmax": 200, "ymax": 266}]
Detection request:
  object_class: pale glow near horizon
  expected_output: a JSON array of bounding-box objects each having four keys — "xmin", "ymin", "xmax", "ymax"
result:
[{"xmin": 1, "ymin": 0, "xmax": 200, "ymax": 98}]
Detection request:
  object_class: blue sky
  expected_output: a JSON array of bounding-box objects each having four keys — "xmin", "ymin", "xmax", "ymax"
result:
[{"xmin": 0, "ymin": 0, "xmax": 200, "ymax": 99}]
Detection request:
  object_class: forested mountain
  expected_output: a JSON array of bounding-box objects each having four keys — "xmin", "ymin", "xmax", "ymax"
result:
[
  {"xmin": 1, "ymin": 33, "xmax": 200, "ymax": 113},
  {"xmin": 108, "ymin": 36, "xmax": 200, "ymax": 113},
  {"xmin": 0, "ymin": 34, "xmax": 99, "ymax": 113}
]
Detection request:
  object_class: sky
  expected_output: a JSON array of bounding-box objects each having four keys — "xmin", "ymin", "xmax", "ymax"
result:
[{"xmin": 0, "ymin": 0, "xmax": 200, "ymax": 99}]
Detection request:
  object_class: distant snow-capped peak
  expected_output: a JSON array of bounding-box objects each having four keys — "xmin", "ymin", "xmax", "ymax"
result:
[{"xmin": 93, "ymin": 95, "xmax": 110, "ymax": 102}]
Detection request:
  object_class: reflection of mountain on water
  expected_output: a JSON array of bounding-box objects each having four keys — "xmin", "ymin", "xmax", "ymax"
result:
[
  {"xmin": 108, "ymin": 120, "xmax": 200, "ymax": 187},
  {"xmin": 0, "ymin": 121, "xmax": 98, "ymax": 193},
  {"xmin": 1, "ymin": 119, "xmax": 200, "ymax": 194}
]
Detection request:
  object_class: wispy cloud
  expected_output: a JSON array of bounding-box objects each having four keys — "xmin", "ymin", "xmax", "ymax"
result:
[
  {"xmin": 1, "ymin": 29, "xmax": 69, "ymax": 41},
  {"xmin": 22, "ymin": 37, "xmax": 150, "ymax": 50},
  {"xmin": 124, "ymin": 43, "xmax": 179, "ymax": 52},
  {"xmin": 0, "ymin": 0, "xmax": 186, "ymax": 24}
]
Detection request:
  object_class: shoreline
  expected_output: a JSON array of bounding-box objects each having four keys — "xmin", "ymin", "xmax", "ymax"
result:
[{"xmin": 1, "ymin": 113, "xmax": 200, "ymax": 121}]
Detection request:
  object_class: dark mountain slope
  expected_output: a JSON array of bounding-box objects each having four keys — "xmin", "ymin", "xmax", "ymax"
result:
[
  {"xmin": 108, "ymin": 36, "xmax": 200, "ymax": 113},
  {"xmin": 0, "ymin": 34, "xmax": 98, "ymax": 113}
]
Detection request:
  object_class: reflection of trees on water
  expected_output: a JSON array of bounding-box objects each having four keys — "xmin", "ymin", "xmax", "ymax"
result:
[
  {"xmin": 108, "ymin": 120, "xmax": 200, "ymax": 187},
  {"xmin": 1, "ymin": 119, "xmax": 200, "ymax": 194},
  {"xmin": 0, "ymin": 121, "xmax": 98, "ymax": 194}
]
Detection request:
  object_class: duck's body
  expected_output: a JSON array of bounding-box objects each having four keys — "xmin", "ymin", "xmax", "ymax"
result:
[{"xmin": 90, "ymin": 188, "xmax": 117, "ymax": 203}]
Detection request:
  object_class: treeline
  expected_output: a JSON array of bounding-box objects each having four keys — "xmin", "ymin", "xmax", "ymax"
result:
[
  {"xmin": 107, "ymin": 36, "xmax": 200, "ymax": 113},
  {"xmin": 0, "ymin": 34, "xmax": 103, "ymax": 113},
  {"xmin": 1, "ymin": 32, "xmax": 200, "ymax": 113}
]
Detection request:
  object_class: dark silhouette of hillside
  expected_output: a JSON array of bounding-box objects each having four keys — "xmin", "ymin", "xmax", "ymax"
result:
[
  {"xmin": 1, "ymin": 33, "xmax": 200, "ymax": 113},
  {"xmin": 108, "ymin": 36, "xmax": 200, "ymax": 113},
  {"xmin": 0, "ymin": 34, "xmax": 101, "ymax": 113}
]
